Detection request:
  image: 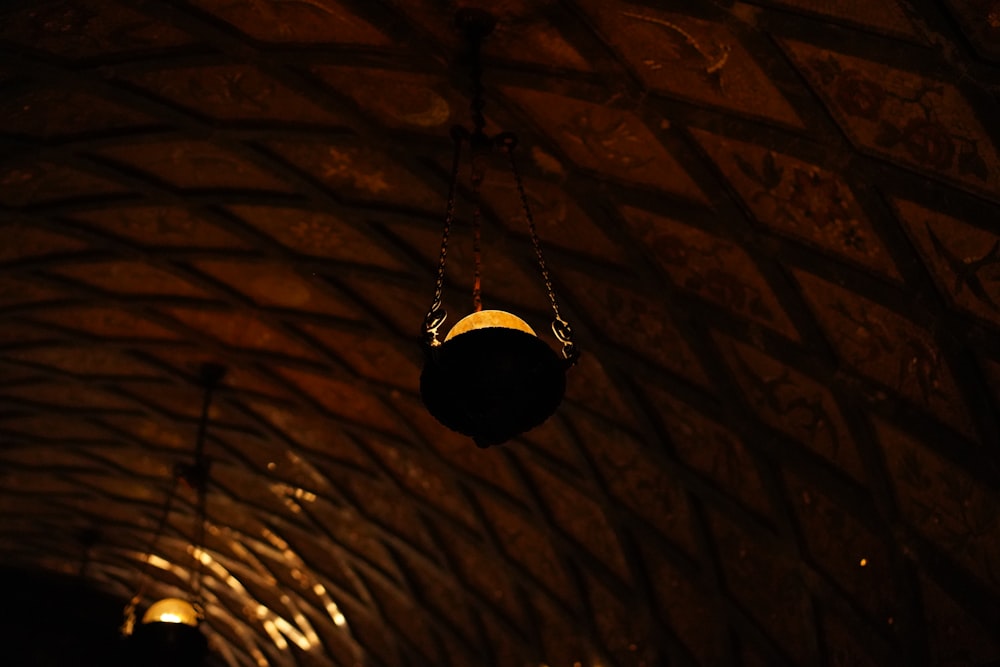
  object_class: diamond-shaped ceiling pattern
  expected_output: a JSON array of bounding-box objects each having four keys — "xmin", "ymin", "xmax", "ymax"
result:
[{"xmin": 2, "ymin": 1, "xmax": 1000, "ymax": 666}]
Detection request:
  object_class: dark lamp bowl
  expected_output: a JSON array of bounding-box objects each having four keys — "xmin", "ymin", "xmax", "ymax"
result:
[
  {"xmin": 421, "ymin": 319, "xmax": 567, "ymax": 448},
  {"xmin": 124, "ymin": 617, "xmax": 208, "ymax": 666}
]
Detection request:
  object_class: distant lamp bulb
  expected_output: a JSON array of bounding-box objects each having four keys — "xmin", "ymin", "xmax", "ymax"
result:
[{"xmin": 142, "ymin": 598, "xmax": 201, "ymax": 627}]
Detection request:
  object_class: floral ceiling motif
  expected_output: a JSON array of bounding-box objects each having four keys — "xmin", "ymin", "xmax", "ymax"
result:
[
  {"xmin": 893, "ymin": 198, "xmax": 1000, "ymax": 328},
  {"xmin": 502, "ymin": 87, "xmax": 707, "ymax": 201},
  {"xmin": 576, "ymin": 1, "xmax": 803, "ymax": 127},
  {"xmin": 694, "ymin": 130, "xmax": 902, "ymax": 280},
  {"xmin": 794, "ymin": 269, "xmax": 977, "ymax": 438},
  {"xmin": 621, "ymin": 204, "xmax": 800, "ymax": 339},
  {"xmin": 787, "ymin": 41, "xmax": 1000, "ymax": 198}
]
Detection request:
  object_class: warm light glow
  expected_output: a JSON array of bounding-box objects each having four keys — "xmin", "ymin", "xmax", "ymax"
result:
[
  {"xmin": 263, "ymin": 619, "xmax": 289, "ymax": 650},
  {"xmin": 444, "ymin": 310, "xmax": 536, "ymax": 341},
  {"xmin": 254, "ymin": 527, "xmax": 352, "ymax": 644},
  {"xmin": 271, "ymin": 482, "xmax": 318, "ymax": 505},
  {"xmin": 275, "ymin": 617, "xmax": 312, "ymax": 650},
  {"xmin": 294, "ymin": 612, "xmax": 320, "ymax": 647},
  {"xmin": 145, "ymin": 553, "xmax": 172, "ymax": 570},
  {"xmin": 261, "ymin": 529, "xmax": 288, "ymax": 550},
  {"xmin": 859, "ymin": 557, "xmax": 868, "ymax": 567},
  {"xmin": 142, "ymin": 598, "xmax": 200, "ymax": 626}
]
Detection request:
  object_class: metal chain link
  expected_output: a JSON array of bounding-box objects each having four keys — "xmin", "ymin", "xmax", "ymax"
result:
[
  {"xmin": 424, "ymin": 11, "xmax": 578, "ymax": 362},
  {"xmin": 423, "ymin": 127, "xmax": 466, "ymax": 346},
  {"xmin": 502, "ymin": 135, "xmax": 579, "ymax": 362},
  {"xmin": 122, "ymin": 371, "xmax": 220, "ymax": 635}
]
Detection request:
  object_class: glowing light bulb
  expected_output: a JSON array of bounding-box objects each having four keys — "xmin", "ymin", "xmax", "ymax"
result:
[
  {"xmin": 444, "ymin": 310, "xmax": 536, "ymax": 341},
  {"xmin": 141, "ymin": 598, "xmax": 200, "ymax": 627}
]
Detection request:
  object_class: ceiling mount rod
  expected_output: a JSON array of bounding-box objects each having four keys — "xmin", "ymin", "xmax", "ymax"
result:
[{"xmin": 455, "ymin": 8, "xmax": 495, "ymax": 146}]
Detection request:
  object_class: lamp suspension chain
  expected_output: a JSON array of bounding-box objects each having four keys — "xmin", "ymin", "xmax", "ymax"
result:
[
  {"xmin": 121, "ymin": 474, "xmax": 182, "ymax": 635},
  {"xmin": 503, "ymin": 139, "xmax": 578, "ymax": 361},
  {"xmin": 422, "ymin": 7, "xmax": 577, "ymax": 362},
  {"xmin": 188, "ymin": 373, "xmax": 215, "ymax": 611},
  {"xmin": 423, "ymin": 127, "xmax": 465, "ymax": 346}
]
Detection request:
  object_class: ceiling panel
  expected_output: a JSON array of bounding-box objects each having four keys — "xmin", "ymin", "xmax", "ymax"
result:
[{"xmin": 2, "ymin": 1, "xmax": 1000, "ymax": 666}]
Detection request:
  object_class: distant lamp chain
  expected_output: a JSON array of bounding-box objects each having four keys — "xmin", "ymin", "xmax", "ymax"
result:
[
  {"xmin": 419, "ymin": 9, "xmax": 579, "ymax": 448},
  {"xmin": 120, "ymin": 363, "xmax": 225, "ymax": 666}
]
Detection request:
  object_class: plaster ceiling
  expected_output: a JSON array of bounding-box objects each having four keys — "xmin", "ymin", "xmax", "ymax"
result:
[{"xmin": 2, "ymin": 1, "xmax": 1000, "ymax": 666}]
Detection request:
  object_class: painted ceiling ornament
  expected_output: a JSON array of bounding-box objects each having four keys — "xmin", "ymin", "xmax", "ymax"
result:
[
  {"xmin": 120, "ymin": 362, "xmax": 226, "ymax": 666},
  {"xmin": 419, "ymin": 9, "xmax": 580, "ymax": 448}
]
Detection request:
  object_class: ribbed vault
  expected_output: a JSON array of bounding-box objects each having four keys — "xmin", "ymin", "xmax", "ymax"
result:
[{"xmin": 2, "ymin": 1, "xmax": 1000, "ymax": 666}]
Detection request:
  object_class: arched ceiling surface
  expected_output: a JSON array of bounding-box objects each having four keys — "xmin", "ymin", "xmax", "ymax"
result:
[{"xmin": 2, "ymin": 1, "xmax": 1000, "ymax": 666}]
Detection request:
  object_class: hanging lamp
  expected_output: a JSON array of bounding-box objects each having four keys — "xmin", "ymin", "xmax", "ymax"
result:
[
  {"xmin": 420, "ymin": 9, "xmax": 579, "ymax": 448},
  {"xmin": 120, "ymin": 362, "xmax": 226, "ymax": 666}
]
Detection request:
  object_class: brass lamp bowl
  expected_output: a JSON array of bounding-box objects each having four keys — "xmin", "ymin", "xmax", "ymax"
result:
[{"xmin": 420, "ymin": 310, "xmax": 568, "ymax": 448}]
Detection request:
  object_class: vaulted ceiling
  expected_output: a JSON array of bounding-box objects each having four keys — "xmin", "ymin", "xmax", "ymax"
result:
[{"xmin": 2, "ymin": 1, "xmax": 1000, "ymax": 666}]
